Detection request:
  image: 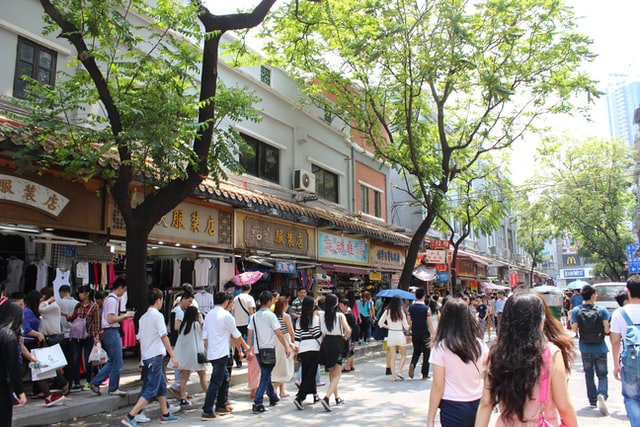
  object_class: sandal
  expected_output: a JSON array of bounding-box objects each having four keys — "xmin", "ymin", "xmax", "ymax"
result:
[{"xmin": 396, "ymin": 374, "xmax": 405, "ymax": 381}]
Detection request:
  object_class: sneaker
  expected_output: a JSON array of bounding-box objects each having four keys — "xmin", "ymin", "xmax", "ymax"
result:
[
  {"xmin": 82, "ymin": 382, "xmax": 92, "ymax": 391},
  {"xmin": 179, "ymin": 398, "xmax": 192, "ymax": 408},
  {"xmin": 269, "ymin": 397, "xmax": 280, "ymax": 407},
  {"xmin": 89, "ymin": 382, "xmax": 101, "ymax": 395},
  {"xmin": 335, "ymin": 397, "xmax": 344, "ymax": 405},
  {"xmin": 109, "ymin": 389, "xmax": 127, "ymax": 396},
  {"xmin": 316, "ymin": 381, "xmax": 326, "ymax": 387},
  {"xmin": 294, "ymin": 399, "xmax": 304, "ymax": 410},
  {"xmin": 45, "ymin": 394, "xmax": 65, "ymax": 407},
  {"xmin": 167, "ymin": 387, "xmax": 181, "ymax": 400},
  {"xmin": 252, "ymin": 404, "xmax": 268, "ymax": 414},
  {"xmin": 121, "ymin": 416, "xmax": 140, "ymax": 427},
  {"xmin": 597, "ymin": 394, "xmax": 609, "ymax": 416},
  {"xmin": 215, "ymin": 405, "xmax": 233, "ymax": 415},
  {"xmin": 70, "ymin": 383, "xmax": 83, "ymax": 392},
  {"xmin": 321, "ymin": 397, "xmax": 331, "ymax": 412},
  {"xmin": 160, "ymin": 413, "xmax": 180, "ymax": 423},
  {"xmin": 408, "ymin": 364, "xmax": 415, "ymax": 379},
  {"xmin": 134, "ymin": 412, "xmax": 151, "ymax": 423},
  {"xmin": 201, "ymin": 412, "xmax": 216, "ymax": 420},
  {"xmin": 168, "ymin": 403, "xmax": 181, "ymax": 413}
]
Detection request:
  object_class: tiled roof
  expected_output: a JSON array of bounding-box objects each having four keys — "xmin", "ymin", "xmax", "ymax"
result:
[
  {"xmin": 195, "ymin": 179, "xmax": 412, "ymax": 246},
  {"xmin": 1, "ymin": 115, "xmax": 411, "ymax": 246}
]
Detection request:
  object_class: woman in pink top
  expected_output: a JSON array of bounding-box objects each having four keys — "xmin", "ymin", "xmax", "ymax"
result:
[
  {"xmin": 427, "ymin": 298, "xmax": 489, "ymax": 427},
  {"xmin": 475, "ymin": 291, "xmax": 578, "ymax": 427}
]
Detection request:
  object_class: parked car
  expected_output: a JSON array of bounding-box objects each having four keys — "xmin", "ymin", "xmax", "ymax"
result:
[{"xmin": 593, "ymin": 282, "xmax": 627, "ymax": 313}]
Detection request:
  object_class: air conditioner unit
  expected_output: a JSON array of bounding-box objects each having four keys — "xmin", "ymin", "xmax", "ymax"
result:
[
  {"xmin": 488, "ymin": 245, "xmax": 497, "ymax": 255},
  {"xmin": 294, "ymin": 169, "xmax": 316, "ymax": 193}
]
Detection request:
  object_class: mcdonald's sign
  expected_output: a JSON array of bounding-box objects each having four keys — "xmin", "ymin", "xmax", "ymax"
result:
[{"xmin": 562, "ymin": 254, "xmax": 581, "ymax": 266}]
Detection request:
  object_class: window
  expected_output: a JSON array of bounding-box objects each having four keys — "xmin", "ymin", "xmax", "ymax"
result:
[
  {"xmin": 260, "ymin": 66, "xmax": 271, "ymax": 86},
  {"xmin": 373, "ymin": 189, "xmax": 381, "ymax": 217},
  {"xmin": 13, "ymin": 37, "xmax": 56, "ymax": 99},
  {"xmin": 324, "ymin": 105, "xmax": 333, "ymax": 124},
  {"xmin": 361, "ymin": 184, "xmax": 369, "ymax": 214},
  {"xmin": 239, "ymin": 133, "xmax": 279, "ymax": 184},
  {"xmin": 312, "ymin": 164, "xmax": 338, "ymax": 203}
]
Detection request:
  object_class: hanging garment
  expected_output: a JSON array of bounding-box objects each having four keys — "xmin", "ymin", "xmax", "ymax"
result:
[
  {"xmin": 52, "ymin": 268, "xmax": 71, "ymax": 301},
  {"xmin": 194, "ymin": 258, "xmax": 211, "ymax": 287}
]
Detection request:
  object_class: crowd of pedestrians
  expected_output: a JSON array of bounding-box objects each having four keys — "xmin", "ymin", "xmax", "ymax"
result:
[{"xmin": 5, "ymin": 273, "xmax": 640, "ymax": 427}]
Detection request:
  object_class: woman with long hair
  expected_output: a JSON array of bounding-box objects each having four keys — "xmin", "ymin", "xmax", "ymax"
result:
[
  {"xmin": 319, "ymin": 293, "xmax": 351, "ymax": 411},
  {"xmin": 66, "ymin": 285, "xmax": 100, "ymax": 390},
  {"xmin": 475, "ymin": 291, "xmax": 578, "ymax": 427},
  {"xmin": 427, "ymin": 298, "xmax": 488, "ymax": 427},
  {"xmin": 0, "ymin": 297, "xmax": 26, "ymax": 426},
  {"xmin": 534, "ymin": 292, "xmax": 576, "ymax": 374},
  {"xmin": 378, "ymin": 296, "xmax": 409, "ymax": 381},
  {"xmin": 293, "ymin": 296, "xmax": 322, "ymax": 410},
  {"xmin": 272, "ymin": 296, "xmax": 295, "ymax": 398},
  {"xmin": 172, "ymin": 306, "xmax": 208, "ymax": 408}
]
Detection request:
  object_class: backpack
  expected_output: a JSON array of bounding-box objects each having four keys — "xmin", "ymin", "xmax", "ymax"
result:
[
  {"xmin": 620, "ymin": 309, "xmax": 640, "ymax": 377},
  {"xmin": 69, "ymin": 303, "xmax": 96, "ymax": 340},
  {"xmin": 576, "ymin": 305, "xmax": 605, "ymax": 344}
]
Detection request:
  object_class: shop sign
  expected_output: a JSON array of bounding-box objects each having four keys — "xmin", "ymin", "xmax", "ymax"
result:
[
  {"xmin": 244, "ymin": 218, "xmax": 309, "ymax": 255},
  {"xmin": 369, "ymin": 271, "xmax": 382, "ymax": 281},
  {"xmin": 318, "ymin": 231, "xmax": 368, "ymax": 264},
  {"xmin": 370, "ymin": 243, "xmax": 405, "ymax": 269},
  {"xmin": 436, "ymin": 271, "xmax": 449, "ymax": 283},
  {"xmin": 275, "ymin": 261, "xmax": 297, "ymax": 273},
  {"xmin": 424, "ymin": 249, "xmax": 446, "ymax": 264},
  {"xmin": 510, "ymin": 273, "xmax": 519, "ymax": 287},
  {"xmin": 429, "ymin": 239, "xmax": 450, "ymax": 250},
  {"xmin": 436, "ymin": 264, "xmax": 448, "ymax": 272},
  {"xmin": 151, "ymin": 202, "xmax": 231, "ymax": 245},
  {"xmin": 562, "ymin": 254, "xmax": 581, "ymax": 266},
  {"xmin": 457, "ymin": 259, "xmax": 475, "ymax": 277},
  {"xmin": 560, "ymin": 268, "xmax": 594, "ymax": 279},
  {"xmin": 476, "ymin": 264, "xmax": 487, "ymax": 278},
  {"xmin": 0, "ymin": 174, "xmax": 69, "ymax": 217}
]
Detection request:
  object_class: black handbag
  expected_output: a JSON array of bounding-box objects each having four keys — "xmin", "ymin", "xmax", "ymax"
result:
[
  {"xmin": 197, "ymin": 352, "xmax": 208, "ymax": 364},
  {"xmin": 253, "ymin": 317, "xmax": 276, "ymax": 367}
]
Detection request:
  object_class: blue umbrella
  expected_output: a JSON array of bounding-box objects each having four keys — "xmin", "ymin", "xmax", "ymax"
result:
[
  {"xmin": 566, "ymin": 280, "xmax": 590, "ymax": 290},
  {"xmin": 376, "ymin": 288, "xmax": 416, "ymax": 300}
]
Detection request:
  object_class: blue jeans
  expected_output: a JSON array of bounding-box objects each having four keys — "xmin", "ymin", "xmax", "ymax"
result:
[
  {"xmin": 254, "ymin": 364, "xmax": 277, "ymax": 405},
  {"xmin": 203, "ymin": 356, "xmax": 229, "ymax": 414},
  {"xmin": 139, "ymin": 354, "xmax": 166, "ymax": 402},
  {"xmin": 91, "ymin": 328, "xmax": 123, "ymax": 392},
  {"xmin": 73, "ymin": 336, "xmax": 94, "ymax": 385},
  {"xmin": 581, "ymin": 352, "xmax": 608, "ymax": 404},
  {"xmin": 622, "ymin": 370, "xmax": 640, "ymax": 427}
]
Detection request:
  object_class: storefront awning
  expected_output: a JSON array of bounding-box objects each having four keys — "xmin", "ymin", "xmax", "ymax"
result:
[
  {"xmin": 321, "ymin": 263, "xmax": 369, "ymax": 275},
  {"xmin": 457, "ymin": 249, "xmax": 492, "ymax": 266}
]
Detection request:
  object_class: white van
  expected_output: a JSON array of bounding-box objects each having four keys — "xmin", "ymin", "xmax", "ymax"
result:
[{"xmin": 593, "ymin": 282, "xmax": 627, "ymax": 313}]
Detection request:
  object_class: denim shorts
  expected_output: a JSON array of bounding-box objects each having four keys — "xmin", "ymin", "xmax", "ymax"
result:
[{"xmin": 139, "ymin": 354, "xmax": 166, "ymax": 402}]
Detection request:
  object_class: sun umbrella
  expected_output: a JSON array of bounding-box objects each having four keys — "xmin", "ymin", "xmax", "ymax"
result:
[
  {"xmin": 376, "ymin": 288, "xmax": 416, "ymax": 300},
  {"xmin": 230, "ymin": 271, "xmax": 266, "ymax": 287},
  {"xmin": 566, "ymin": 280, "xmax": 590, "ymax": 291}
]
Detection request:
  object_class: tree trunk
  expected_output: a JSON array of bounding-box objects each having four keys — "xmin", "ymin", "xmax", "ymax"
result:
[
  {"xmin": 399, "ymin": 210, "xmax": 437, "ymax": 289},
  {"xmin": 125, "ymin": 225, "xmax": 150, "ymax": 315}
]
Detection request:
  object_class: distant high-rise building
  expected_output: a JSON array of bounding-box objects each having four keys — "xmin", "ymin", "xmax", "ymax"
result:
[{"xmin": 606, "ymin": 75, "xmax": 640, "ymax": 146}]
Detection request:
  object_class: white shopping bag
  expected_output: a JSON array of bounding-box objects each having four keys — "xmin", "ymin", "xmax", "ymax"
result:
[{"xmin": 30, "ymin": 343, "xmax": 68, "ymax": 374}]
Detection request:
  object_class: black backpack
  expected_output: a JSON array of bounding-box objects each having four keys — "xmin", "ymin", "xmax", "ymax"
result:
[{"xmin": 577, "ymin": 305, "xmax": 605, "ymax": 344}]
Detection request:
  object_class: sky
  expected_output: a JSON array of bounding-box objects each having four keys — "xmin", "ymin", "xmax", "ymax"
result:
[{"xmin": 204, "ymin": 0, "xmax": 640, "ymax": 182}]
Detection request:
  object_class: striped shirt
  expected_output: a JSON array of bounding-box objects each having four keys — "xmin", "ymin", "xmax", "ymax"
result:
[{"xmin": 294, "ymin": 315, "xmax": 322, "ymax": 353}]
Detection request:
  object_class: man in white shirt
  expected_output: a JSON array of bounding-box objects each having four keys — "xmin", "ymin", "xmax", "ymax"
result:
[
  {"xmin": 89, "ymin": 278, "xmax": 134, "ymax": 396},
  {"xmin": 610, "ymin": 275, "xmax": 640, "ymax": 426},
  {"xmin": 57, "ymin": 285, "xmax": 78, "ymax": 388},
  {"xmin": 121, "ymin": 289, "xmax": 180, "ymax": 427},
  {"xmin": 247, "ymin": 291, "xmax": 290, "ymax": 414},
  {"xmin": 201, "ymin": 293, "xmax": 249, "ymax": 420},
  {"xmin": 232, "ymin": 284, "xmax": 255, "ymax": 368}
]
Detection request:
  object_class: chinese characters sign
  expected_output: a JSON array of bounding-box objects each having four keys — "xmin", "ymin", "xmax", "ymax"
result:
[
  {"xmin": 244, "ymin": 218, "xmax": 309, "ymax": 255},
  {"xmin": 424, "ymin": 250, "xmax": 446, "ymax": 264},
  {"xmin": 429, "ymin": 239, "xmax": 450, "ymax": 250},
  {"xmin": 275, "ymin": 261, "xmax": 297, "ymax": 273},
  {"xmin": 148, "ymin": 202, "xmax": 231, "ymax": 246},
  {"xmin": 0, "ymin": 174, "xmax": 69, "ymax": 217},
  {"xmin": 370, "ymin": 243, "xmax": 405, "ymax": 269},
  {"xmin": 318, "ymin": 231, "xmax": 368, "ymax": 264}
]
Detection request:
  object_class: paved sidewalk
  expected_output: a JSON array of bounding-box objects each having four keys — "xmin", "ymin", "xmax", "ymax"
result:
[{"xmin": 12, "ymin": 342, "xmax": 384, "ymax": 427}]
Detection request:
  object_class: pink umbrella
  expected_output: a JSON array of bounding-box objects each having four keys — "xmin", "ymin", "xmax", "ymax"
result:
[{"xmin": 230, "ymin": 271, "xmax": 266, "ymax": 287}]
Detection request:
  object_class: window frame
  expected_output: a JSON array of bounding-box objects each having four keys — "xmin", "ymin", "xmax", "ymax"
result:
[
  {"xmin": 13, "ymin": 37, "xmax": 57, "ymax": 99},
  {"xmin": 239, "ymin": 133, "xmax": 280, "ymax": 184},
  {"xmin": 312, "ymin": 164, "xmax": 338, "ymax": 203}
]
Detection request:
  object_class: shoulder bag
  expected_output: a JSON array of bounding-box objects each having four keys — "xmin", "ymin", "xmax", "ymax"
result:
[{"xmin": 253, "ymin": 315, "xmax": 276, "ymax": 366}]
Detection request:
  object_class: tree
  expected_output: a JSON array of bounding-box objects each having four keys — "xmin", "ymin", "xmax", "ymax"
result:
[
  {"xmin": 262, "ymin": 0, "xmax": 599, "ymax": 288},
  {"xmin": 535, "ymin": 136, "xmax": 635, "ymax": 281},
  {"xmin": 515, "ymin": 196, "xmax": 556, "ymax": 285},
  {"xmin": 433, "ymin": 162, "xmax": 513, "ymax": 289},
  {"xmin": 3, "ymin": 0, "xmax": 276, "ymax": 311}
]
